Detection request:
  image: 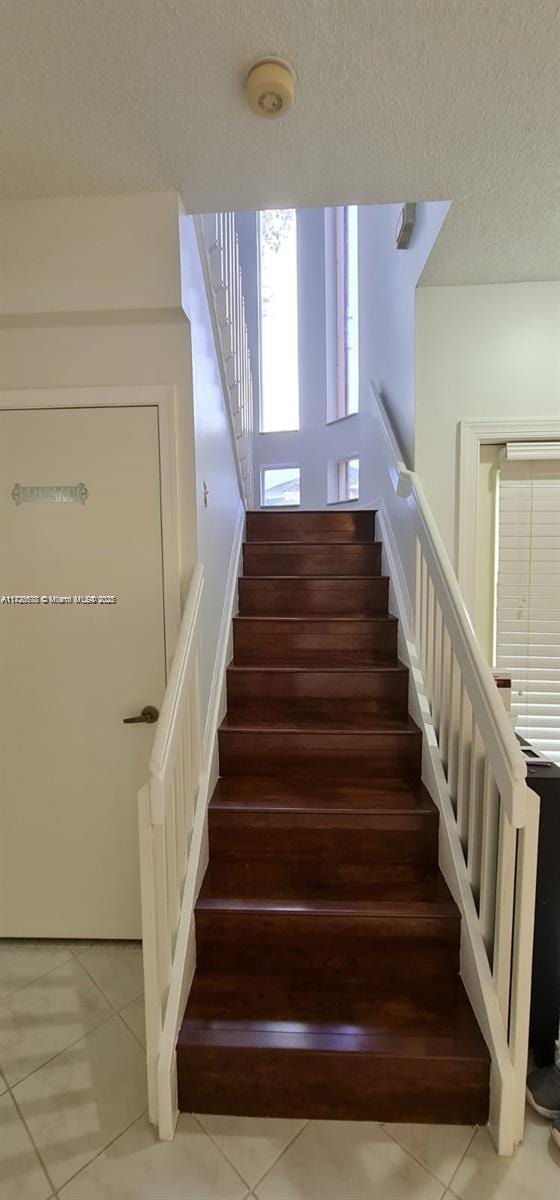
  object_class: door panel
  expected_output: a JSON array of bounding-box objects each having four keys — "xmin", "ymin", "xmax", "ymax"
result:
[{"xmin": 0, "ymin": 405, "xmax": 166, "ymax": 937}]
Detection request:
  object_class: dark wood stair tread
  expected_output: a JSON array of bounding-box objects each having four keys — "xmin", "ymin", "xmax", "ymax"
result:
[
  {"xmin": 227, "ymin": 663, "xmax": 405, "ymax": 672},
  {"xmin": 238, "ymin": 578, "xmax": 388, "ymax": 583},
  {"xmin": 210, "ymin": 775, "xmax": 435, "ymax": 813},
  {"xmin": 246, "ymin": 542, "xmax": 380, "ymax": 548},
  {"xmin": 198, "ymin": 861, "xmax": 456, "ymax": 914},
  {"xmin": 219, "ymin": 714, "xmax": 420, "ymax": 734},
  {"xmin": 234, "ymin": 614, "xmax": 396, "ymax": 623},
  {"xmin": 180, "ymin": 973, "xmax": 488, "ymax": 1057},
  {"xmin": 243, "ymin": 542, "xmax": 383, "ymax": 578},
  {"xmin": 246, "ymin": 510, "xmax": 376, "ymax": 544}
]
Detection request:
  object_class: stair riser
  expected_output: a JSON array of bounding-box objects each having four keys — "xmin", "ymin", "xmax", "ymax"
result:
[
  {"xmin": 178, "ymin": 1045, "xmax": 489, "ymax": 1124},
  {"xmin": 243, "ymin": 543, "xmax": 382, "ymax": 577},
  {"xmin": 246, "ymin": 511, "xmax": 376, "ymax": 543},
  {"xmin": 208, "ymin": 812, "xmax": 438, "ymax": 864},
  {"xmin": 218, "ymin": 729, "xmax": 422, "ymax": 779},
  {"xmin": 226, "ymin": 667, "xmax": 409, "ymax": 721},
  {"xmin": 238, "ymin": 577, "xmax": 389, "ymax": 615},
  {"xmin": 233, "ymin": 618, "xmax": 398, "ymax": 665},
  {"xmin": 195, "ymin": 911, "xmax": 459, "ymax": 981}
]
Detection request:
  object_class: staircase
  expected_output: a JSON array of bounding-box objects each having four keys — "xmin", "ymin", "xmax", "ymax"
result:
[{"xmin": 177, "ymin": 510, "xmax": 490, "ymax": 1124}]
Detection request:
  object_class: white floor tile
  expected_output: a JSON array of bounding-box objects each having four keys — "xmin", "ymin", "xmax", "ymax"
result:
[
  {"xmin": 451, "ymin": 1107, "xmax": 560, "ymax": 1199},
  {"xmin": 0, "ymin": 958, "xmax": 113, "ymax": 1086},
  {"xmin": 119, "ymin": 996, "xmax": 145, "ymax": 1047},
  {"xmin": 0, "ymin": 942, "xmax": 73, "ymax": 1002},
  {"xmin": 0, "ymin": 1091, "xmax": 52, "ymax": 1200},
  {"xmin": 76, "ymin": 945, "xmax": 143, "ymax": 1011},
  {"xmin": 197, "ymin": 1113, "xmax": 307, "ymax": 1188},
  {"xmin": 57, "ymin": 1112, "xmax": 249, "ymax": 1200},
  {"xmin": 254, "ymin": 1119, "xmax": 446, "ymax": 1200},
  {"xmin": 12, "ymin": 1015, "xmax": 146, "ymax": 1190},
  {"xmin": 382, "ymin": 1122, "xmax": 475, "ymax": 1187}
]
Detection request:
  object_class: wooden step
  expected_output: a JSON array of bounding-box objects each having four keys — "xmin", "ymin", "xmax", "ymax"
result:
[
  {"xmin": 195, "ymin": 864, "xmax": 460, "ymax": 982},
  {"xmin": 232, "ymin": 615, "xmax": 398, "ymax": 666},
  {"xmin": 226, "ymin": 664, "xmax": 409, "ymax": 722},
  {"xmin": 238, "ymin": 575, "xmax": 390, "ymax": 615},
  {"xmin": 218, "ymin": 718, "xmax": 422, "ymax": 779},
  {"xmin": 208, "ymin": 781, "xmax": 438, "ymax": 865},
  {"xmin": 178, "ymin": 974, "xmax": 490, "ymax": 1124},
  {"xmin": 243, "ymin": 541, "xmax": 382, "ymax": 577},
  {"xmin": 246, "ymin": 510, "xmax": 376, "ymax": 543},
  {"xmin": 210, "ymin": 775, "xmax": 436, "ymax": 812}
]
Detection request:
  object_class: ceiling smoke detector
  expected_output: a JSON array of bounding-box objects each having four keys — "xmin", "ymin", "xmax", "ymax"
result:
[{"xmin": 245, "ymin": 59, "xmax": 295, "ymax": 118}]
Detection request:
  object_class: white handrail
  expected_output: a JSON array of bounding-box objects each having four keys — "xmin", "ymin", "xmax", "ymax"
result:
[
  {"xmin": 371, "ymin": 382, "xmax": 539, "ymax": 1155},
  {"xmin": 138, "ymin": 563, "xmax": 204, "ymax": 1134}
]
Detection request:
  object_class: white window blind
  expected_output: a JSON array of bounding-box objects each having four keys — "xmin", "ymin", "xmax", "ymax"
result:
[{"xmin": 495, "ymin": 458, "xmax": 560, "ymax": 764}]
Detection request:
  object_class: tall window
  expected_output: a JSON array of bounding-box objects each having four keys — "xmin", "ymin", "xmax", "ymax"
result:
[
  {"xmin": 326, "ymin": 206, "xmax": 359, "ymax": 421},
  {"xmin": 258, "ymin": 209, "xmax": 300, "ymax": 432},
  {"xmin": 495, "ymin": 457, "xmax": 560, "ymax": 764},
  {"xmin": 336, "ymin": 457, "xmax": 360, "ymax": 502}
]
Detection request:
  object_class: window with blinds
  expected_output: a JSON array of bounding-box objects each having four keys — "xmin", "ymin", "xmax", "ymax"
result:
[{"xmin": 495, "ymin": 459, "xmax": 560, "ymax": 765}]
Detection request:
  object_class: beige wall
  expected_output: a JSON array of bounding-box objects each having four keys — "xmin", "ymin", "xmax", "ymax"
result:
[
  {"xmin": 416, "ymin": 281, "xmax": 560, "ymax": 567},
  {"xmin": 0, "ymin": 192, "xmax": 181, "ymax": 316},
  {"xmin": 0, "ymin": 193, "xmax": 197, "ymax": 602}
]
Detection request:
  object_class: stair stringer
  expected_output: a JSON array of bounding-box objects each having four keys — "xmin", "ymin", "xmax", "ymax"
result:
[{"xmin": 155, "ymin": 502, "xmax": 245, "ymax": 1139}]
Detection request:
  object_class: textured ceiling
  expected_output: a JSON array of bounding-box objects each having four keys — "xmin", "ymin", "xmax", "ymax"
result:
[{"xmin": 0, "ymin": 0, "xmax": 559, "ymax": 284}]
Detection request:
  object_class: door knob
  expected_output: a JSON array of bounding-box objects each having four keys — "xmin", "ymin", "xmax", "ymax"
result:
[{"xmin": 123, "ymin": 705, "xmax": 159, "ymax": 725}]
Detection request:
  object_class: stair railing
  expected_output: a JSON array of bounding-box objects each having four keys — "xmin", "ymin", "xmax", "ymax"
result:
[
  {"xmin": 372, "ymin": 385, "xmax": 540, "ymax": 1155},
  {"xmin": 138, "ymin": 563, "xmax": 204, "ymax": 1136},
  {"xmin": 194, "ymin": 213, "xmax": 254, "ymax": 508}
]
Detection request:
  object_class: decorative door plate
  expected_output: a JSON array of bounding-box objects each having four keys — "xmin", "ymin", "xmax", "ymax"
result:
[{"xmin": 11, "ymin": 483, "xmax": 89, "ymax": 506}]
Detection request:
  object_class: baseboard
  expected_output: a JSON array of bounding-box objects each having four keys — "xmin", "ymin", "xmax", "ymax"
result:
[{"xmin": 157, "ymin": 500, "xmax": 245, "ymax": 1139}]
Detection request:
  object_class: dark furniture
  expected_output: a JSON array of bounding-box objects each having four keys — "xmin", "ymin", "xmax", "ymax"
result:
[{"xmin": 526, "ymin": 750, "xmax": 560, "ymax": 1067}]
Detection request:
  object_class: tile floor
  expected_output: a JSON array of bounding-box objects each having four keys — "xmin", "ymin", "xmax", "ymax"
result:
[{"xmin": 1, "ymin": 940, "xmax": 558, "ymax": 1199}]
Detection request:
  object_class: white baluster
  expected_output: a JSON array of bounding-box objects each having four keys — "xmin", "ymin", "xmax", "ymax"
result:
[
  {"xmin": 467, "ymin": 718, "xmax": 484, "ymax": 900},
  {"xmin": 479, "ymin": 761, "xmax": 500, "ymax": 954},
  {"xmin": 446, "ymin": 653, "xmax": 461, "ymax": 811},
  {"xmin": 165, "ymin": 776, "xmax": 180, "ymax": 942},
  {"xmin": 456, "ymin": 685, "xmax": 472, "ymax": 850},
  {"xmin": 493, "ymin": 808, "xmax": 517, "ymax": 1028},
  {"xmin": 439, "ymin": 626, "xmax": 452, "ymax": 768}
]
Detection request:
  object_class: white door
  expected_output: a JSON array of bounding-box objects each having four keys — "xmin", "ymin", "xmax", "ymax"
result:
[{"xmin": 0, "ymin": 405, "xmax": 167, "ymax": 938}]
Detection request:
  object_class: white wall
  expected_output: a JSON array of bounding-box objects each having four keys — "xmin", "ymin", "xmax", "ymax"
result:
[
  {"xmin": 178, "ymin": 210, "xmax": 243, "ymax": 730},
  {"xmin": 357, "ymin": 201, "xmax": 450, "ymax": 595},
  {"xmin": 416, "ymin": 282, "xmax": 560, "ymax": 567}
]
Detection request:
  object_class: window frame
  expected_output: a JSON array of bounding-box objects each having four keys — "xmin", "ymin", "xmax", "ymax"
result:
[
  {"xmin": 260, "ymin": 463, "xmax": 302, "ymax": 509},
  {"xmin": 327, "ymin": 455, "xmax": 360, "ymax": 505},
  {"xmin": 325, "ymin": 206, "xmax": 359, "ymax": 424}
]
